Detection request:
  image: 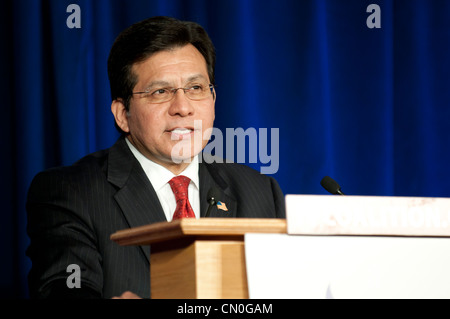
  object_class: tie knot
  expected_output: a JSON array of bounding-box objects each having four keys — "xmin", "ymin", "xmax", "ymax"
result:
[{"xmin": 168, "ymin": 175, "xmax": 191, "ymax": 201}]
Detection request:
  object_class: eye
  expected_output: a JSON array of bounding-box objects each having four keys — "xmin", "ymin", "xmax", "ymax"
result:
[
  {"xmin": 188, "ymin": 84, "xmax": 205, "ymax": 93},
  {"xmin": 152, "ymin": 88, "xmax": 170, "ymax": 96}
]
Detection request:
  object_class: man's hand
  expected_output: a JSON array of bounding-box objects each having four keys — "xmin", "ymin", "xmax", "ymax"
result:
[{"xmin": 112, "ymin": 291, "xmax": 142, "ymax": 299}]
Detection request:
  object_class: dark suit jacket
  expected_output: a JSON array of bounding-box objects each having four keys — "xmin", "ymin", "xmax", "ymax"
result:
[{"xmin": 26, "ymin": 136, "xmax": 285, "ymax": 299}]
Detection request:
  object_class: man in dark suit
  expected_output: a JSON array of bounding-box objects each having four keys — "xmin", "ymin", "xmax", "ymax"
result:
[{"xmin": 26, "ymin": 16, "xmax": 285, "ymax": 299}]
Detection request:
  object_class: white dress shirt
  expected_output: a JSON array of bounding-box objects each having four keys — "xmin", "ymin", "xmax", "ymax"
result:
[{"xmin": 125, "ymin": 138, "xmax": 200, "ymax": 221}]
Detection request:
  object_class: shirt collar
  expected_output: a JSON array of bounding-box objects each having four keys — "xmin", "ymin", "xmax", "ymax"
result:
[{"xmin": 125, "ymin": 137, "xmax": 199, "ymax": 192}]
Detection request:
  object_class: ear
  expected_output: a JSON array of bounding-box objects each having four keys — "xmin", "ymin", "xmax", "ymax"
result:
[{"xmin": 111, "ymin": 99, "xmax": 130, "ymax": 133}]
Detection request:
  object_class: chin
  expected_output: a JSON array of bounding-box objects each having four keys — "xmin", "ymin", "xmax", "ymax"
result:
[
  {"xmin": 169, "ymin": 146, "xmax": 202, "ymax": 164},
  {"xmin": 169, "ymin": 135, "xmax": 204, "ymax": 163}
]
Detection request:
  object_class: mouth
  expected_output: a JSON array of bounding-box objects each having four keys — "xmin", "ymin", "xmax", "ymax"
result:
[{"xmin": 167, "ymin": 127, "xmax": 195, "ymax": 140}]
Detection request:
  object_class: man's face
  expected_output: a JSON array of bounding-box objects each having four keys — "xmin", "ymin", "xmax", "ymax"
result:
[{"xmin": 112, "ymin": 44, "xmax": 215, "ymax": 173}]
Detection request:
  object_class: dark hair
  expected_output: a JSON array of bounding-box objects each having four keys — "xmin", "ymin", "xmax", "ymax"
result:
[{"xmin": 107, "ymin": 16, "xmax": 216, "ymax": 115}]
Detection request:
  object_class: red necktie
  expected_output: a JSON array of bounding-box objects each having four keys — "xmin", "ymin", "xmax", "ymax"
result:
[{"xmin": 168, "ymin": 175, "xmax": 195, "ymax": 220}]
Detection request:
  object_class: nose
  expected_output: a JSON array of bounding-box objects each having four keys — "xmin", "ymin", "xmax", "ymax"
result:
[{"xmin": 168, "ymin": 89, "xmax": 194, "ymax": 117}]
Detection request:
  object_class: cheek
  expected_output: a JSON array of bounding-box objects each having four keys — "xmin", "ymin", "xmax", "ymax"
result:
[
  {"xmin": 200, "ymin": 106, "xmax": 215, "ymax": 144},
  {"xmin": 200, "ymin": 103, "xmax": 215, "ymax": 127},
  {"xmin": 128, "ymin": 108, "xmax": 166, "ymax": 138}
]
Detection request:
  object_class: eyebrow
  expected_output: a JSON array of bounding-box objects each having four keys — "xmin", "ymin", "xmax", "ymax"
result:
[
  {"xmin": 143, "ymin": 74, "xmax": 208, "ymax": 90},
  {"xmin": 186, "ymin": 74, "xmax": 207, "ymax": 83},
  {"xmin": 143, "ymin": 80, "xmax": 171, "ymax": 90}
]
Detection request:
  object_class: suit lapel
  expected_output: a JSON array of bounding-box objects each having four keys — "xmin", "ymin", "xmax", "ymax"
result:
[
  {"xmin": 106, "ymin": 141, "xmax": 238, "ymax": 262},
  {"xmin": 199, "ymin": 159, "xmax": 237, "ymax": 219},
  {"xmin": 107, "ymin": 137, "xmax": 166, "ymax": 263}
]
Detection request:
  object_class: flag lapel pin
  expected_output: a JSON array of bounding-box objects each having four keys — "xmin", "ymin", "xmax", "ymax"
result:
[{"xmin": 216, "ymin": 201, "xmax": 228, "ymax": 212}]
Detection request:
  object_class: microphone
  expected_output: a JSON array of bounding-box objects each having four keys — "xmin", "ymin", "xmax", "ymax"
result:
[
  {"xmin": 205, "ymin": 187, "xmax": 220, "ymax": 217},
  {"xmin": 320, "ymin": 176, "xmax": 345, "ymax": 195}
]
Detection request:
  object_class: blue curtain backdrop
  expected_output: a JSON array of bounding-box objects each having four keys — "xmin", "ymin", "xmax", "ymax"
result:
[{"xmin": 1, "ymin": 0, "xmax": 450, "ymax": 298}]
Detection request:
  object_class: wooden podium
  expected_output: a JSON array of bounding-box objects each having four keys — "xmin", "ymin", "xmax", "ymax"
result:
[{"xmin": 110, "ymin": 218, "xmax": 287, "ymax": 299}]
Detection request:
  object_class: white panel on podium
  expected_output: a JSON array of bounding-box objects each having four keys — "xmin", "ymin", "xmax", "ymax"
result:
[
  {"xmin": 245, "ymin": 233, "xmax": 450, "ymax": 299},
  {"xmin": 244, "ymin": 195, "xmax": 450, "ymax": 299},
  {"xmin": 285, "ymin": 194, "xmax": 450, "ymax": 236}
]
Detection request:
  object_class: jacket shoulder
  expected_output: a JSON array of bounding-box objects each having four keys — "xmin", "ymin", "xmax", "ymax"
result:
[{"xmin": 28, "ymin": 148, "xmax": 110, "ymax": 196}]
